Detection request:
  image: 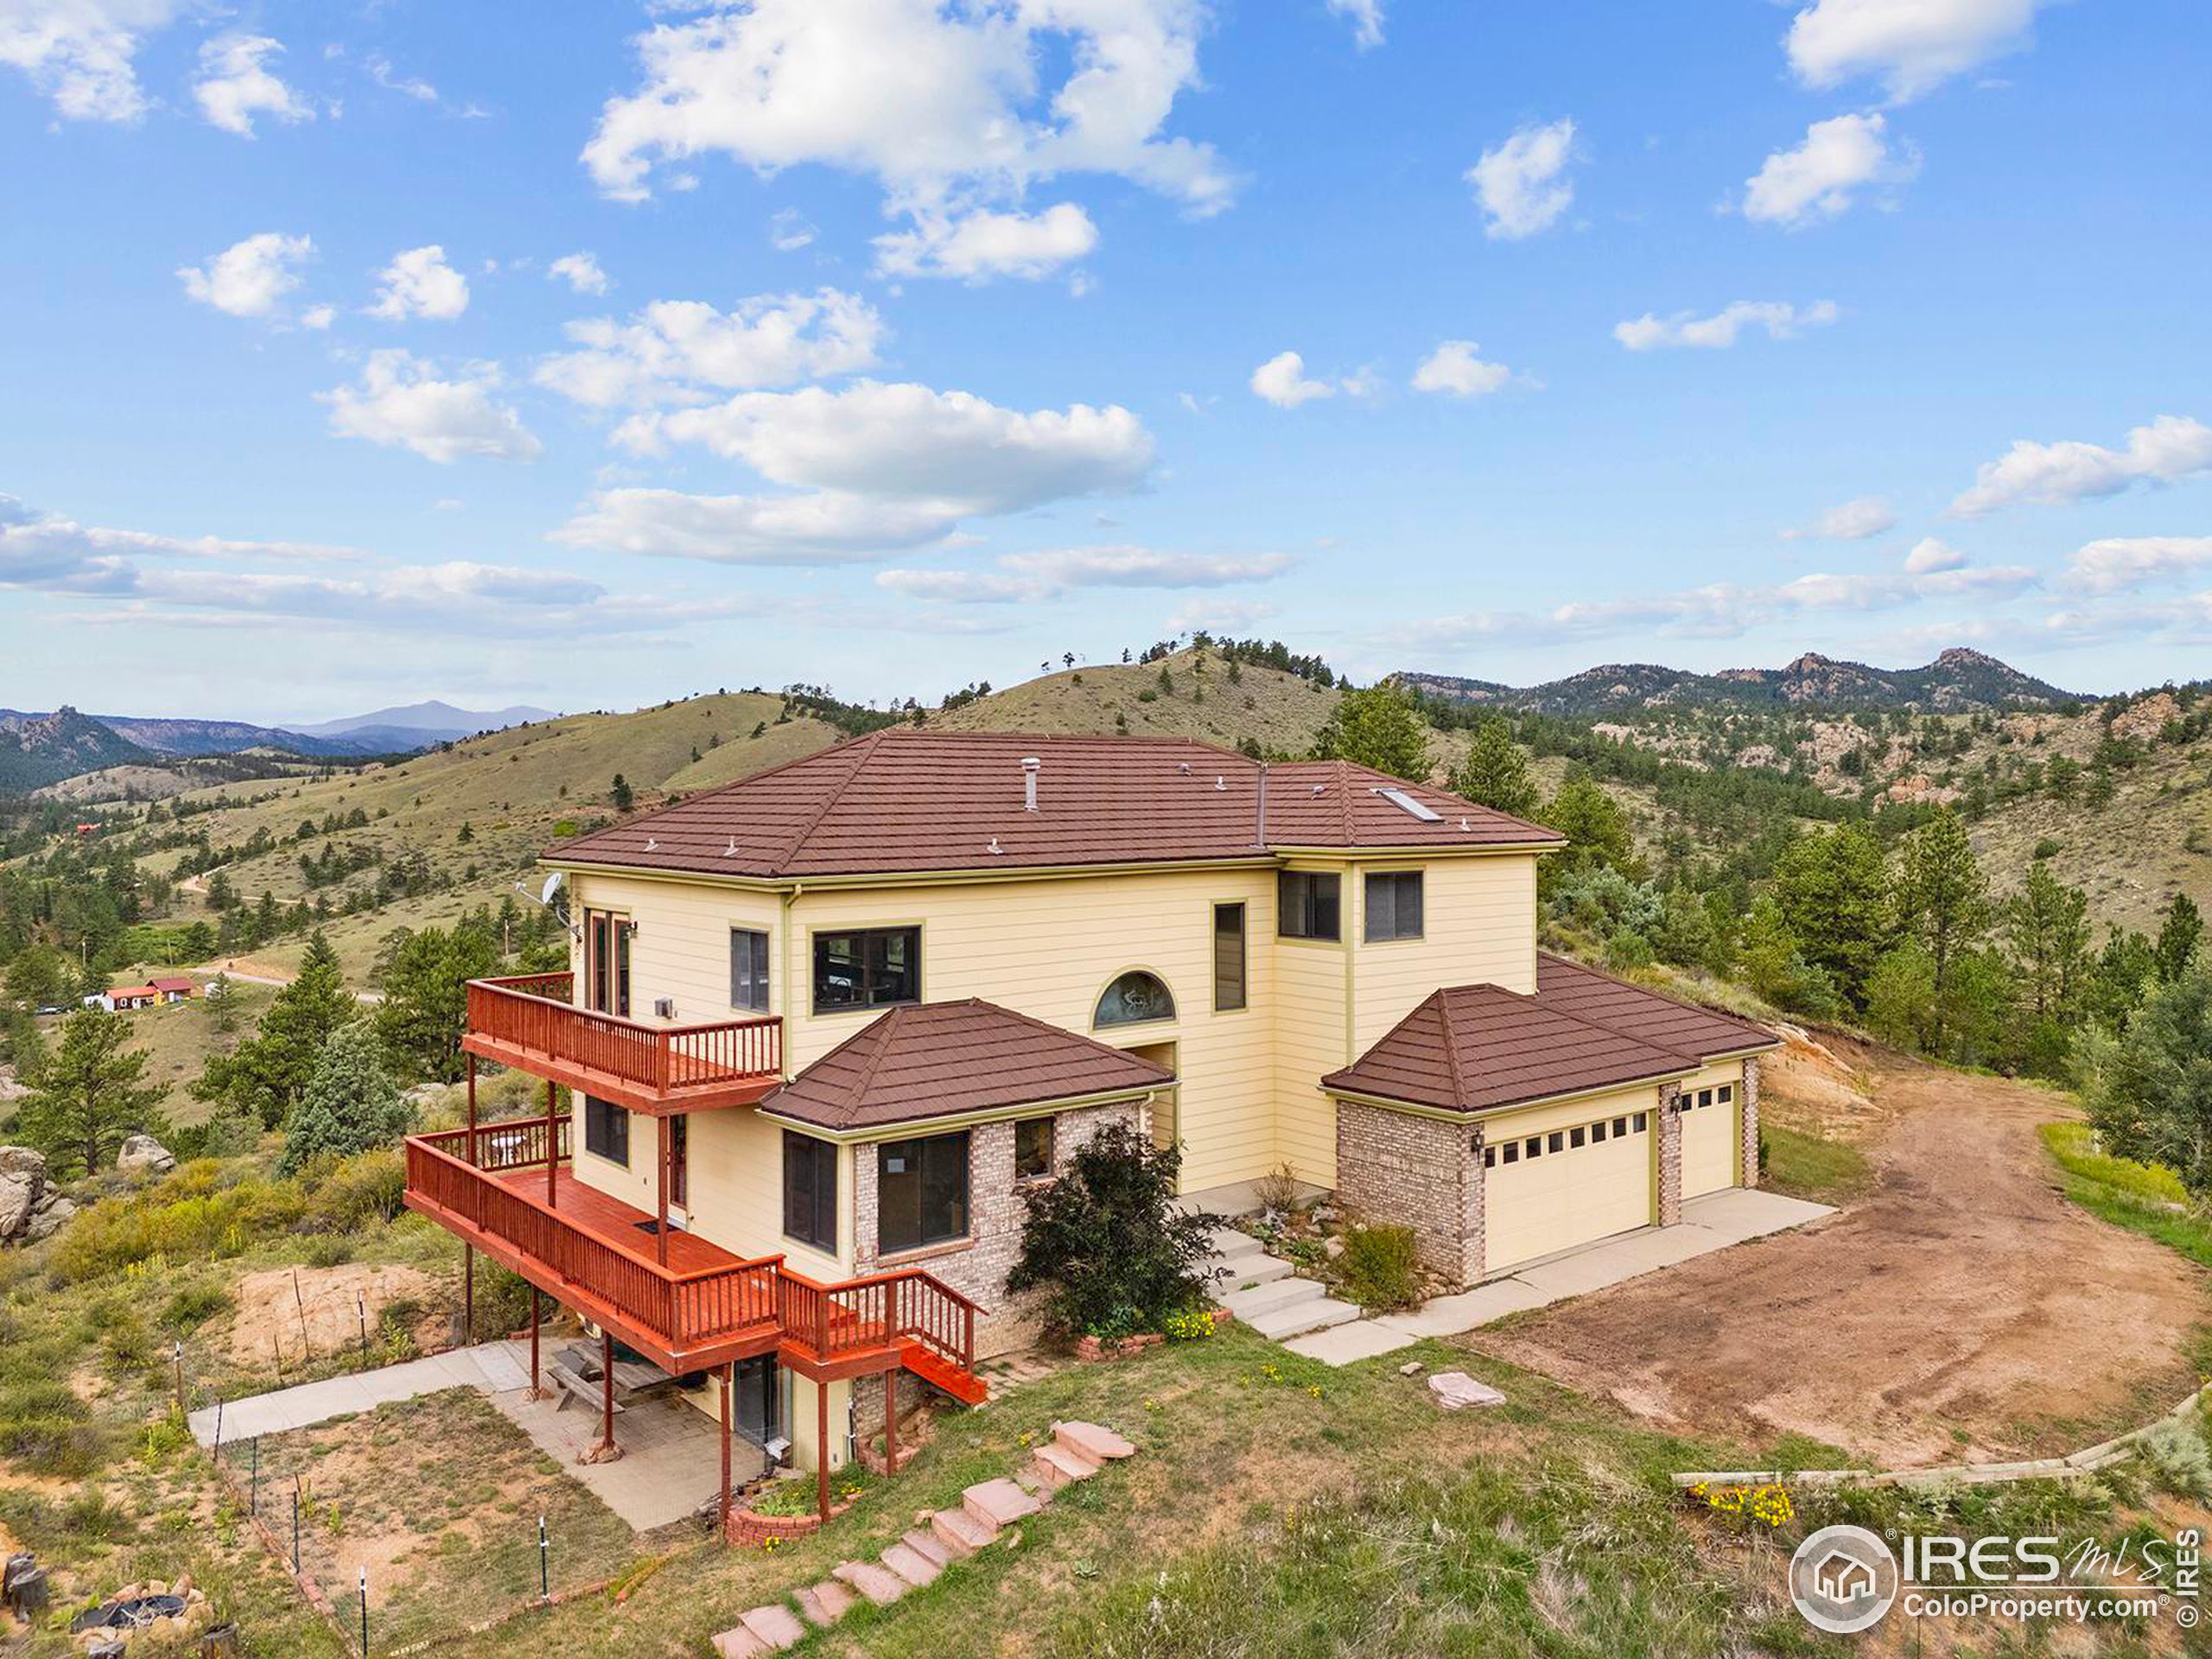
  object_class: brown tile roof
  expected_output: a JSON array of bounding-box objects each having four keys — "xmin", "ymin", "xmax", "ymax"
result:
[
  {"xmin": 760, "ymin": 999, "xmax": 1174, "ymax": 1133},
  {"xmin": 1322, "ymin": 958, "xmax": 1777, "ymax": 1116},
  {"xmin": 553, "ymin": 730, "xmax": 1561, "ymax": 879},
  {"xmin": 1535, "ymin": 953, "xmax": 1777, "ymax": 1059}
]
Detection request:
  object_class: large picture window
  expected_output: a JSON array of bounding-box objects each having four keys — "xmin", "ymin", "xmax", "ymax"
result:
[
  {"xmin": 1213, "ymin": 902, "xmax": 1247, "ymax": 1011},
  {"xmin": 1095, "ymin": 969, "xmax": 1175, "ymax": 1027},
  {"xmin": 811, "ymin": 926, "xmax": 920, "ymax": 1014},
  {"xmin": 877, "ymin": 1132, "xmax": 970, "ymax": 1255},
  {"xmin": 729, "ymin": 927, "xmax": 771, "ymax": 1012},
  {"xmin": 583, "ymin": 1096, "xmax": 629, "ymax": 1167},
  {"xmin": 1363, "ymin": 871, "xmax": 1425, "ymax": 941},
  {"xmin": 782, "ymin": 1132, "xmax": 837, "ymax": 1253},
  {"xmin": 1278, "ymin": 871, "xmax": 1341, "ymax": 941}
]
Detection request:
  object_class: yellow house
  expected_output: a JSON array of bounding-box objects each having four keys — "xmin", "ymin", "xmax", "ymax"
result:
[{"xmin": 401, "ymin": 729, "xmax": 1776, "ymax": 1522}]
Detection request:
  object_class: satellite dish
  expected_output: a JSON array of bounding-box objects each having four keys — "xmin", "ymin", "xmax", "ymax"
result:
[{"xmin": 540, "ymin": 872, "xmax": 566, "ymax": 906}]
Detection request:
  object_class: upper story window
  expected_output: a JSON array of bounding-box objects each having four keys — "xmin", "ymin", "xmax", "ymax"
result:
[
  {"xmin": 1095, "ymin": 969, "xmax": 1176, "ymax": 1027},
  {"xmin": 583, "ymin": 1096, "xmax": 629, "ymax": 1167},
  {"xmin": 584, "ymin": 912, "xmax": 632, "ymax": 1015},
  {"xmin": 878, "ymin": 1131, "xmax": 970, "ymax": 1254},
  {"xmin": 1213, "ymin": 902, "xmax": 1248, "ymax": 1012},
  {"xmin": 730, "ymin": 927, "xmax": 771, "ymax": 1013},
  {"xmin": 1363, "ymin": 871, "xmax": 1425, "ymax": 942},
  {"xmin": 812, "ymin": 926, "xmax": 920, "ymax": 1014},
  {"xmin": 782, "ymin": 1131, "xmax": 837, "ymax": 1253},
  {"xmin": 1278, "ymin": 870, "xmax": 1341, "ymax": 941}
]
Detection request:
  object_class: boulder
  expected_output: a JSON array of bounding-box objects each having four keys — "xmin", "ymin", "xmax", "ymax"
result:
[
  {"xmin": 0, "ymin": 1146, "xmax": 47, "ymax": 1238},
  {"xmin": 25, "ymin": 1194, "xmax": 77, "ymax": 1243},
  {"xmin": 116, "ymin": 1135, "xmax": 175, "ymax": 1178},
  {"xmin": 1427, "ymin": 1371, "xmax": 1506, "ymax": 1411}
]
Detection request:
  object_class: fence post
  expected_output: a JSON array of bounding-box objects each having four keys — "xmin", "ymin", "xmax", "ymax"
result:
[
  {"xmin": 292, "ymin": 1486, "xmax": 301, "ymax": 1573},
  {"xmin": 358, "ymin": 1567, "xmax": 368, "ymax": 1656},
  {"xmin": 537, "ymin": 1515, "xmax": 550, "ymax": 1602},
  {"xmin": 250, "ymin": 1438, "xmax": 258, "ymax": 1517}
]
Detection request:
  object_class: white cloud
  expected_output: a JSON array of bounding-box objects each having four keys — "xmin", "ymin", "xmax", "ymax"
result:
[
  {"xmin": 1165, "ymin": 596, "xmax": 1279, "ymax": 633},
  {"xmin": 1326, "ymin": 0, "xmax": 1384, "ymax": 50},
  {"xmin": 1787, "ymin": 0, "xmax": 2040, "ymax": 102},
  {"xmin": 1467, "ymin": 118, "xmax": 1577, "ymax": 241},
  {"xmin": 365, "ymin": 52, "xmax": 438, "ymax": 104},
  {"xmin": 547, "ymin": 252, "xmax": 609, "ymax": 296},
  {"xmin": 874, "ymin": 202, "xmax": 1098, "ymax": 282},
  {"xmin": 535, "ymin": 289, "xmax": 886, "ymax": 409},
  {"xmin": 301, "ymin": 304, "xmax": 334, "ymax": 331},
  {"xmin": 1614, "ymin": 299, "xmax": 1840, "ymax": 351},
  {"xmin": 0, "ymin": 493, "xmax": 354, "ymax": 590},
  {"xmin": 1249, "ymin": 351, "xmax": 1336, "ymax": 409},
  {"xmin": 368, "ymin": 245, "xmax": 470, "ymax": 322},
  {"xmin": 769, "ymin": 209, "xmax": 817, "ymax": 252},
  {"xmin": 560, "ymin": 379, "xmax": 1155, "ymax": 563},
  {"xmin": 177, "ymin": 232, "xmax": 315, "ymax": 320},
  {"xmin": 1410, "ymin": 340, "xmax": 1513, "ymax": 398},
  {"xmin": 1783, "ymin": 495, "xmax": 1897, "ymax": 540},
  {"xmin": 1951, "ymin": 416, "xmax": 2212, "ymax": 516},
  {"xmin": 0, "ymin": 0, "xmax": 177, "ymax": 122},
  {"xmin": 192, "ymin": 34, "xmax": 313, "ymax": 137},
  {"xmin": 1903, "ymin": 536, "xmax": 1967, "ymax": 574},
  {"xmin": 580, "ymin": 0, "xmax": 1235, "ymax": 272},
  {"xmin": 2063, "ymin": 536, "xmax": 2212, "ymax": 594},
  {"xmin": 1742, "ymin": 113, "xmax": 1916, "ymax": 227},
  {"xmin": 880, "ymin": 544, "xmax": 1293, "ymax": 603},
  {"xmin": 322, "ymin": 351, "xmax": 543, "ymax": 464}
]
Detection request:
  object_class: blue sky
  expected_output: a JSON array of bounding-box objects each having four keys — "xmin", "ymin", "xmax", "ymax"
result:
[{"xmin": 3, "ymin": 0, "xmax": 2209, "ymax": 724}]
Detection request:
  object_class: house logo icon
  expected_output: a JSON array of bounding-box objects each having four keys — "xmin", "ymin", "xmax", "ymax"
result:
[{"xmin": 1789, "ymin": 1524, "xmax": 1899, "ymax": 1634}]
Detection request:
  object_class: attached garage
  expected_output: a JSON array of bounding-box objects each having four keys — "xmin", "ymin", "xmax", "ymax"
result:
[
  {"xmin": 1679, "ymin": 1071, "xmax": 1741, "ymax": 1198},
  {"xmin": 1482, "ymin": 1091, "xmax": 1656, "ymax": 1272}
]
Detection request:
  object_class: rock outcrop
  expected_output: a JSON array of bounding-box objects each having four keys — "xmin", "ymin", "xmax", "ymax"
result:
[
  {"xmin": 115, "ymin": 1135, "xmax": 175, "ymax": 1178},
  {"xmin": 0, "ymin": 1146, "xmax": 80, "ymax": 1245}
]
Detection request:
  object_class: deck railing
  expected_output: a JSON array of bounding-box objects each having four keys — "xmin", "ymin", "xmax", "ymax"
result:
[
  {"xmin": 465, "ymin": 973, "xmax": 781, "ymax": 1099},
  {"xmin": 404, "ymin": 1128, "xmax": 980, "ymax": 1373}
]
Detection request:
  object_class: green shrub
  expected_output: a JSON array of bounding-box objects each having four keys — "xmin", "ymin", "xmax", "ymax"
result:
[
  {"xmin": 301, "ymin": 1234, "xmax": 354, "ymax": 1268},
  {"xmin": 162, "ymin": 1280, "xmax": 234, "ymax": 1332},
  {"xmin": 50, "ymin": 1166, "xmax": 308, "ymax": 1282},
  {"xmin": 1333, "ymin": 1224, "xmax": 1422, "ymax": 1311},
  {"xmin": 0, "ymin": 1378, "xmax": 101, "ymax": 1478},
  {"xmin": 304, "ymin": 1147, "xmax": 407, "ymax": 1230},
  {"xmin": 1164, "ymin": 1307, "xmax": 1218, "ymax": 1342},
  {"xmin": 1007, "ymin": 1121, "xmax": 1221, "ymax": 1340}
]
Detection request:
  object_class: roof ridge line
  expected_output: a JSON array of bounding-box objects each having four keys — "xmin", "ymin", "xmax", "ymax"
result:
[
  {"xmin": 1538, "ymin": 951, "xmax": 1767, "ymax": 1050},
  {"xmin": 1436, "ymin": 988, "xmax": 1471, "ymax": 1108},
  {"xmin": 843, "ymin": 1001, "xmax": 904, "ymax": 1104},
  {"xmin": 778, "ymin": 727, "xmax": 889, "ymax": 868},
  {"xmin": 1537, "ymin": 982, "xmax": 1701, "ymax": 1071}
]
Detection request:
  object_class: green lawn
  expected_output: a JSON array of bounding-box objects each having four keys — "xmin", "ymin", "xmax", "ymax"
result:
[
  {"xmin": 2041, "ymin": 1121, "xmax": 2212, "ymax": 1268},
  {"xmin": 1758, "ymin": 1122, "xmax": 1874, "ymax": 1206}
]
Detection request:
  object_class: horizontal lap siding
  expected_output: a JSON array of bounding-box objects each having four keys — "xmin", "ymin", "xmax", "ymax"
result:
[
  {"xmin": 1352, "ymin": 856, "xmax": 1537, "ymax": 1054},
  {"xmin": 1272, "ymin": 937, "xmax": 1348, "ymax": 1189}
]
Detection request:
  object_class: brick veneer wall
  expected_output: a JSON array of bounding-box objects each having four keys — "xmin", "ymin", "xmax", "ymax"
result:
[
  {"xmin": 851, "ymin": 1100, "xmax": 1135, "ymax": 1359},
  {"xmin": 1739, "ymin": 1055, "xmax": 1762, "ymax": 1191},
  {"xmin": 1334, "ymin": 1099, "xmax": 1482, "ymax": 1285},
  {"xmin": 1656, "ymin": 1081, "xmax": 1684, "ymax": 1225}
]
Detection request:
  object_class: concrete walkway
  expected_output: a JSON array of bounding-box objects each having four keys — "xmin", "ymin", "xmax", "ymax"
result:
[
  {"xmin": 188, "ymin": 1338, "xmax": 531, "ymax": 1446},
  {"xmin": 1283, "ymin": 1189, "xmax": 1834, "ymax": 1365}
]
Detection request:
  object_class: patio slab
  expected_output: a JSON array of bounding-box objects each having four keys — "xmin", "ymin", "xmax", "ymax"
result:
[{"xmin": 487, "ymin": 1385, "xmax": 763, "ymax": 1532}]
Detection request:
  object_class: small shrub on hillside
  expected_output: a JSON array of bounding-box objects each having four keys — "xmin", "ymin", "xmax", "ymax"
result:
[
  {"xmin": 304, "ymin": 1147, "xmax": 407, "ymax": 1230},
  {"xmin": 1332, "ymin": 1224, "xmax": 1422, "ymax": 1311},
  {"xmin": 1007, "ymin": 1122, "xmax": 1222, "ymax": 1340},
  {"xmin": 302, "ymin": 1234, "xmax": 354, "ymax": 1268},
  {"xmin": 162, "ymin": 1279, "xmax": 234, "ymax": 1332}
]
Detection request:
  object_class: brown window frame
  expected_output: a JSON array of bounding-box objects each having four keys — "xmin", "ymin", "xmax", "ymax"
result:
[
  {"xmin": 782, "ymin": 1132, "xmax": 837, "ymax": 1254},
  {"xmin": 1212, "ymin": 902, "xmax": 1248, "ymax": 1011},
  {"xmin": 1014, "ymin": 1117, "xmax": 1054, "ymax": 1181}
]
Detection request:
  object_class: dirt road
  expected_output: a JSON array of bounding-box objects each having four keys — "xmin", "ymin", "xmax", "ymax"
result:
[{"xmin": 1475, "ymin": 1044, "xmax": 2210, "ymax": 1465}]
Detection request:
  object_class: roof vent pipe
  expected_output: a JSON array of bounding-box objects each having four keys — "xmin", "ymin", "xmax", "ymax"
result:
[{"xmin": 1021, "ymin": 755, "xmax": 1040, "ymax": 811}]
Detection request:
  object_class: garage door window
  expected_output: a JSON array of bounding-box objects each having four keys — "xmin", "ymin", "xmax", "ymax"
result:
[{"xmin": 1719, "ymin": 1084, "xmax": 1734, "ymax": 1103}]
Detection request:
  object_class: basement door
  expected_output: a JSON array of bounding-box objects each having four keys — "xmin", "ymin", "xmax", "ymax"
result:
[
  {"xmin": 1679, "ymin": 1082, "xmax": 1738, "ymax": 1198},
  {"xmin": 1482, "ymin": 1106, "xmax": 1654, "ymax": 1274}
]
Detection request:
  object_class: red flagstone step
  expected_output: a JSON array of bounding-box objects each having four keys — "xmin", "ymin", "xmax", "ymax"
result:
[
  {"xmin": 741, "ymin": 1604, "xmax": 807, "ymax": 1649},
  {"xmin": 931, "ymin": 1505, "xmax": 998, "ymax": 1556},
  {"xmin": 1014, "ymin": 1466, "xmax": 1053, "ymax": 1502},
  {"xmin": 1033, "ymin": 1442, "xmax": 1103, "ymax": 1489},
  {"xmin": 712, "ymin": 1630, "xmax": 767, "ymax": 1658},
  {"xmin": 831, "ymin": 1559, "xmax": 908, "ymax": 1607},
  {"xmin": 1053, "ymin": 1420, "xmax": 1136, "ymax": 1461},
  {"xmin": 880, "ymin": 1540, "xmax": 944, "ymax": 1588},
  {"xmin": 794, "ymin": 1581, "xmax": 855, "ymax": 1628},
  {"xmin": 900, "ymin": 1529, "xmax": 952, "ymax": 1570},
  {"xmin": 963, "ymin": 1476, "xmax": 1044, "ymax": 1529}
]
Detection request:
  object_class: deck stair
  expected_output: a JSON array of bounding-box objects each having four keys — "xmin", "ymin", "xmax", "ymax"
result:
[
  {"xmin": 902, "ymin": 1339, "xmax": 988, "ymax": 1405},
  {"xmin": 711, "ymin": 1420, "xmax": 1138, "ymax": 1652}
]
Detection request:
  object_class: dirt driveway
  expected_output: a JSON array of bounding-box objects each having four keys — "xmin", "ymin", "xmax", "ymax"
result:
[{"xmin": 1474, "ymin": 1041, "xmax": 2210, "ymax": 1465}]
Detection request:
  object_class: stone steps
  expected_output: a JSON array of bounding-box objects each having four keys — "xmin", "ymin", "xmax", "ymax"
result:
[
  {"xmin": 1199, "ymin": 1228, "xmax": 1368, "ymax": 1342},
  {"xmin": 1243, "ymin": 1287, "xmax": 1364, "ymax": 1340},
  {"xmin": 714, "ymin": 1420, "xmax": 1139, "ymax": 1652},
  {"xmin": 1222, "ymin": 1274, "xmax": 1328, "ymax": 1318}
]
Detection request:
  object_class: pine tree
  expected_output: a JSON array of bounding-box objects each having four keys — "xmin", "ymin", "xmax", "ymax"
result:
[
  {"xmin": 2002, "ymin": 864, "xmax": 2092, "ymax": 1020},
  {"xmin": 1311, "ymin": 681, "xmax": 1431, "ymax": 780},
  {"xmin": 2080, "ymin": 965, "xmax": 2212, "ymax": 1197},
  {"xmin": 1771, "ymin": 822, "xmax": 1888, "ymax": 1006},
  {"xmin": 1449, "ymin": 719, "xmax": 1540, "ymax": 819},
  {"xmin": 374, "ymin": 922, "xmax": 500, "ymax": 1084},
  {"xmin": 191, "ymin": 931, "xmax": 355, "ymax": 1127},
  {"xmin": 277, "ymin": 1022, "xmax": 413, "ymax": 1174},
  {"xmin": 1890, "ymin": 809, "xmax": 1991, "ymax": 1047},
  {"xmin": 611, "ymin": 773, "xmax": 634, "ymax": 812},
  {"xmin": 2154, "ymin": 893, "xmax": 2203, "ymax": 982},
  {"xmin": 1539, "ymin": 772, "xmax": 1637, "ymax": 881},
  {"xmin": 18, "ymin": 1007, "xmax": 167, "ymax": 1178}
]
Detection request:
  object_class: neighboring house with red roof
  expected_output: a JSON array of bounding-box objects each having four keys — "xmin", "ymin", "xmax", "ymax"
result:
[
  {"xmin": 400, "ymin": 729, "xmax": 1777, "ymax": 1512},
  {"xmin": 146, "ymin": 976, "xmax": 197, "ymax": 1002}
]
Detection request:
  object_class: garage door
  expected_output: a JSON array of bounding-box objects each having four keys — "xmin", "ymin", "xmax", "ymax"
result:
[
  {"xmin": 1680, "ymin": 1081, "xmax": 1738, "ymax": 1198},
  {"xmin": 1483, "ymin": 1106, "xmax": 1654, "ymax": 1273}
]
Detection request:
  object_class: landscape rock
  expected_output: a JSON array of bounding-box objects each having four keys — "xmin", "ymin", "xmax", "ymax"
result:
[
  {"xmin": 0, "ymin": 1146, "xmax": 46, "ymax": 1236},
  {"xmin": 24, "ymin": 1194, "xmax": 77, "ymax": 1243},
  {"xmin": 115, "ymin": 1135, "xmax": 175, "ymax": 1178},
  {"xmin": 1427, "ymin": 1372, "xmax": 1507, "ymax": 1411}
]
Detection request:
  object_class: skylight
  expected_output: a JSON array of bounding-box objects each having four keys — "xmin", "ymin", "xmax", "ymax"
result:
[{"xmin": 1374, "ymin": 786, "xmax": 1442, "ymax": 822}]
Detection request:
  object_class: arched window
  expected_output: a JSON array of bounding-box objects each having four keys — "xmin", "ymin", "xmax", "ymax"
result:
[{"xmin": 1094, "ymin": 969, "xmax": 1176, "ymax": 1027}]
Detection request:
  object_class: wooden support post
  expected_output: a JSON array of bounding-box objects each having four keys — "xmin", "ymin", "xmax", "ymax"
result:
[
  {"xmin": 528, "ymin": 1289, "xmax": 541, "ymax": 1399},
  {"xmin": 545, "ymin": 1079, "xmax": 558, "ymax": 1207},
  {"xmin": 655, "ymin": 1116, "xmax": 670, "ymax": 1268},
  {"xmin": 718, "ymin": 1363, "xmax": 734, "ymax": 1543},
  {"xmin": 816, "ymin": 1381, "xmax": 831, "ymax": 1523},
  {"xmin": 883, "ymin": 1369, "xmax": 899, "ymax": 1473},
  {"xmin": 595, "ymin": 1329, "xmax": 620, "ymax": 1462},
  {"xmin": 462, "ymin": 1245, "xmax": 474, "ymax": 1346},
  {"xmin": 464, "ymin": 1052, "xmax": 478, "ymax": 1166}
]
